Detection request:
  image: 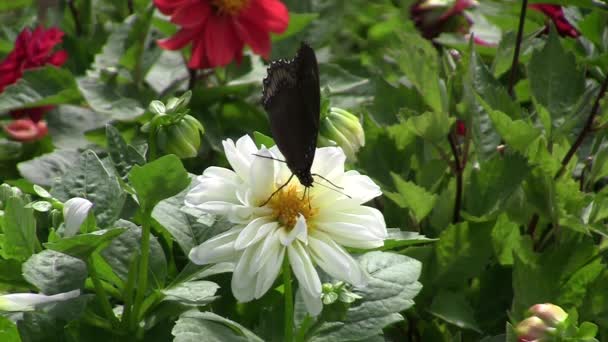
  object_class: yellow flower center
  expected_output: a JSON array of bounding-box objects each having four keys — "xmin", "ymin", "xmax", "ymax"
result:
[
  {"xmin": 210, "ymin": 0, "xmax": 249, "ymax": 15},
  {"xmin": 269, "ymin": 185, "xmax": 317, "ymax": 230}
]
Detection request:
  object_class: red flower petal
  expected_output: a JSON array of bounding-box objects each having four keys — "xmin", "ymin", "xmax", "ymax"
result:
[
  {"xmin": 234, "ymin": 17, "xmax": 271, "ymax": 57},
  {"xmin": 158, "ymin": 28, "xmax": 197, "ymax": 50},
  {"xmin": 242, "ymin": 0, "xmax": 289, "ymax": 33},
  {"xmin": 204, "ymin": 16, "xmax": 241, "ymax": 67},
  {"xmin": 154, "ymin": 0, "xmax": 193, "ymax": 15},
  {"xmin": 4, "ymin": 119, "xmax": 48, "ymax": 142},
  {"xmin": 49, "ymin": 50, "xmax": 68, "ymax": 66},
  {"xmin": 171, "ymin": 1, "xmax": 211, "ymax": 28},
  {"xmin": 189, "ymin": 37, "xmax": 208, "ymax": 69}
]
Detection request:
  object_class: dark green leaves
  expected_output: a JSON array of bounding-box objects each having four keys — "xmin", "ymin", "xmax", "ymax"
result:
[
  {"xmin": 172, "ymin": 310, "xmax": 264, "ymax": 342},
  {"xmin": 22, "ymin": 250, "xmax": 87, "ymax": 294},
  {"xmin": 128, "ymin": 155, "xmax": 189, "ymax": 212},
  {"xmin": 1, "ymin": 196, "xmax": 37, "ymax": 261}
]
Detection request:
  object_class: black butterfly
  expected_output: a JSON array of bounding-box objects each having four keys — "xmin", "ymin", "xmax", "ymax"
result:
[{"xmin": 261, "ymin": 42, "xmax": 347, "ymax": 205}]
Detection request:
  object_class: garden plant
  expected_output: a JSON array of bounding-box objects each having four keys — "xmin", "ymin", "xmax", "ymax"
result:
[{"xmin": 0, "ymin": 0, "xmax": 607, "ymax": 341}]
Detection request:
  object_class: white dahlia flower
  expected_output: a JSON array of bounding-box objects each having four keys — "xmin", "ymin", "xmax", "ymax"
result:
[{"xmin": 184, "ymin": 135, "xmax": 387, "ymax": 315}]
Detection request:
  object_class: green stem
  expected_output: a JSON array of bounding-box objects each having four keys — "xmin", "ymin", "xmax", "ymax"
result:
[
  {"xmin": 283, "ymin": 257, "xmax": 294, "ymax": 342},
  {"xmin": 131, "ymin": 212, "xmax": 152, "ymax": 331},
  {"xmin": 120, "ymin": 254, "xmax": 139, "ymax": 331},
  {"xmin": 88, "ymin": 259, "xmax": 119, "ymax": 327}
]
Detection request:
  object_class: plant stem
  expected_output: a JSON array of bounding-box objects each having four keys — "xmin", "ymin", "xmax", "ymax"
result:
[
  {"xmin": 282, "ymin": 257, "xmax": 294, "ymax": 342},
  {"xmin": 555, "ymin": 76, "xmax": 608, "ymax": 179},
  {"xmin": 127, "ymin": 0, "xmax": 134, "ymax": 14},
  {"xmin": 88, "ymin": 258, "xmax": 119, "ymax": 327},
  {"xmin": 508, "ymin": 0, "xmax": 529, "ymax": 97},
  {"xmin": 67, "ymin": 0, "xmax": 82, "ymax": 36},
  {"xmin": 131, "ymin": 212, "xmax": 152, "ymax": 331},
  {"xmin": 448, "ymin": 134, "xmax": 462, "ymax": 223},
  {"xmin": 120, "ymin": 254, "xmax": 139, "ymax": 330},
  {"xmin": 188, "ymin": 68, "xmax": 197, "ymax": 90}
]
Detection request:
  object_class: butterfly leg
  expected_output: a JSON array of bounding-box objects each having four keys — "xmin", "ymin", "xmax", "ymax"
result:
[
  {"xmin": 261, "ymin": 173, "xmax": 294, "ymax": 207},
  {"xmin": 252, "ymin": 153, "xmax": 287, "ymax": 163}
]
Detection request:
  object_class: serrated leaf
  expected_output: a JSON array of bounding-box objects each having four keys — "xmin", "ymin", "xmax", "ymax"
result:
[
  {"xmin": 0, "ymin": 67, "xmax": 82, "ymax": 112},
  {"xmin": 129, "ymin": 154, "xmax": 189, "ymax": 212},
  {"xmin": 319, "ymin": 64, "xmax": 372, "ymax": 109},
  {"xmin": 491, "ymin": 214, "xmax": 527, "ymax": 266},
  {"xmin": 389, "ymin": 173, "xmax": 437, "ymax": 221},
  {"xmin": 484, "ymin": 105, "xmax": 541, "ymax": 154},
  {"xmin": 22, "ymin": 250, "xmax": 87, "ymax": 295},
  {"xmin": 2, "ymin": 196, "xmax": 37, "ymax": 261},
  {"xmin": 162, "ymin": 281, "xmax": 219, "ymax": 305},
  {"xmin": 389, "ymin": 33, "xmax": 442, "ymax": 113},
  {"xmin": 105, "ymin": 125, "xmax": 145, "ymax": 181},
  {"xmin": 43, "ymin": 228, "xmax": 126, "ymax": 259},
  {"xmin": 406, "ymin": 111, "xmax": 454, "ymax": 143},
  {"xmin": 528, "ymin": 28, "xmax": 585, "ymax": 120},
  {"xmin": 308, "ymin": 251, "xmax": 422, "ymax": 342},
  {"xmin": 51, "ymin": 150, "xmax": 126, "ymax": 228},
  {"xmin": 172, "ymin": 310, "xmax": 264, "ymax": 342}
]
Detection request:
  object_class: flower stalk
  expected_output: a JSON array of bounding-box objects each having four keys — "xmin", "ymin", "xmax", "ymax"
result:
[
  {"xmin": 508, "ymin": 0, "xmax": 528, "ymax": 97},
  {"xmin": 131, "ymin": 212, "xmax": 153, "ymax": 333}
]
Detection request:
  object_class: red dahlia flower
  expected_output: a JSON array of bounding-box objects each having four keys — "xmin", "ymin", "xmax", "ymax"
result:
[
  {"xmin": 154, "ymin": 0, "xmax": 289, "ymax": 69},
  {"xmin": 0, "ymin": 26, "xmax": 67, "ymax": 142},
  {"xmin": 529, "ymin": 4, "xmax": 579, "ymax": 38}
]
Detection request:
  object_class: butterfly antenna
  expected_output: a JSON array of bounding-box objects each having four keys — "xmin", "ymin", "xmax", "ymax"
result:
[
  {"xmin": 261, "ymin": 174, "xmax": 294, "ymax": 207},
  {"xmin": 252, "ymin": 153, "xmax": 287, "ymax": 164},
  {"xmin": 312, "ymin": 173, "xmax": 344, "ymax": 190},
  {"xmin": 313, "ymin": 180, "xmax": 352, "ymax": 199}
]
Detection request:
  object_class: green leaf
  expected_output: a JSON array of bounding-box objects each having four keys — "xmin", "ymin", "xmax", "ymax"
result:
[
  {"xmin": 18, "ymin": 150, "xmax": 80, "ymax": 187},
  {"xmin": 0, "ymin": 67, "xmax": 81, "ymax": 112},
  {"xmin": 100, "ymin": 220, "xmax": 167, "ymax": 289},
  {"xmin": 484, "ymin": 105, "xmax": 541, "ymax": 154},
  {"xmin": 152, "ymin": 178, "xmax": 230, "ymax": 254},
  {"xmin": 319, "ymin": 64, "xmax": 372, "ymax": 109},
  {"xmin": 0, "ymin": 316, "xmax": 21, "ymax": 342},
  {"xmin": 388, "ymin": 173, "xmax": 437, "ymax": 222},
  {"xmin": 161, "ymin": 281, "xmax": 219, "ymax": 305},
  {"xmin": 128, "ymin": 154, "xmax": 189, "ymax": 212},
  {"xmin": 105, "ymin": 125, "xmax": 146, "ymax": 181},
  {"xmin": 43, "ymin": 228, "xmax": 126, "ymax": 259},
  {"xmin": 406, "ymin": 111, "xmax": 454, "ymax": 144},
  {"xmin": 491, "ymin": 214, "xmax": 528, "ymax": 266},
  {"xmin": 389, "ymin": 33, "xmax": 442, "ymax": 113},
  {"xmin": 0, "ymin": 0, "xmax": 31, "ymax": 11},
  {"xmin": 76, "ymin": 77, "xmax": 145, "ymax": 121},
  {"xmin": 47, "ymin": 105, "xmax": 108, "ymax": 150},
  {"xmin": 2, "ymin": 196, "xmax": 37, "ymax": 261},
  {"xmin": 91, "ymin": 15, "xmax": 137, "ymax": 72},
  {"xmin": 253, "ymin": 131, "xmax": 275, "ymax": 149},
  {"xmin": 308, "ymin": 251, "xmax": 422, "ymax": 342},
  {"xmin": 51, "ymin": 150, "xmax": 126, "ymax": 228},
  {"xmin": 433, "ymin": 221, "xmax": 494, "ymax": 286},
  {"xmin": 22, "ymin": 250, "xmax": 87, "ymax": 295},
  {"xmin": 528, "ymin": 28, "xmax": 585, "ymax": 120},
  {"xmin": 381, "ymin": 229, "xmax": 437, "ymax": 250},
  {"xmin": 428, "ymin": 290, "xmax": 481, "ymax": 333},
  {"xmin": 172, "ymin": 310, "xmax": 264, "ymax": 342}
]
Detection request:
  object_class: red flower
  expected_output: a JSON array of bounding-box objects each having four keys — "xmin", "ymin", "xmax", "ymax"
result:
[
  {"xmin": 529, "ymin": 4, "xmax": 579, "ymax": 38},
  {"xmin": 154, "ymin": 0, "xmax": 289, "ymax": 69},
  {"xmin": 456, "ymin": 120, "xmax": 467, "ymax": 136},
  {"xmin": 4, "ymin": 119, "xmax": 48, "ymax": 142},
  {"xmin": 0, "ymin": 26, "xmax": 67, "ymax": 128},
  {"xmin": 411, "ymin": 0, "xmax": 476, "ymax": 40}
]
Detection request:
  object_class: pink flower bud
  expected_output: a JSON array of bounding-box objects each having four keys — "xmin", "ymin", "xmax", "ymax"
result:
[
  {"xmin": 516, "ymin": 316, "xmax": 551, "ymax": 342},
  {"xmin": 529, "ymin": 303, "xmax": 568, "ymax": 327}
]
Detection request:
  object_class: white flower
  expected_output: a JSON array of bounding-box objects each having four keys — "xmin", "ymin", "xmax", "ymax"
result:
[
  {"xmin": 63, "ymin": 197, "xmax": 93, "ymax": 237},
  {"xmin": 0, "ymin": 289, "xmax": 80, "ymax": 312},
  {"xmin": 185, "ymin": 135, "xmax": 387, "ymax": 315}
]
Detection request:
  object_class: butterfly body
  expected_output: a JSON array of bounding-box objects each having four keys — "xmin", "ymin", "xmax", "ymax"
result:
[{"xmin": 262, "ymin": 43, "xmax": 320, "ymax": 187}]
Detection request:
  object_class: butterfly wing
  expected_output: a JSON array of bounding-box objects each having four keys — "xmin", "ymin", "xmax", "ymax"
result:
[{"xmin": 262, "ymin": 43, "xmax": 320, "ymax": 186}]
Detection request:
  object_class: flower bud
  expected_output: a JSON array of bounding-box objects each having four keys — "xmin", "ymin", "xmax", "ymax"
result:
[
  {"xmin": 63, "ymin": 197, "xmax": 93, "ymax": 237},
  {"xmin": 155, "ymin": 114, "xmax": 204, "ymax": 158},
  {"xmin": 529, "ymin": 303, "xmax": 568, "ymax": 327},
  {"xmin": 4, "ymin": 119, "xmax": 48, "ymax": 142},
  {"xmin": 0, "ymin": 289, "xmax": 80, "ymax": 312},
  {"xmin": 516, "ymin": 316, "xmax": 552, "ymax": 342},
  {"xmin": 318, "ymin": 107, "xmax": 365, "ymax": 161}
]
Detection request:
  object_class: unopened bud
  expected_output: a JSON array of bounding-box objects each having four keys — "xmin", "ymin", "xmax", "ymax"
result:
[
  {"xmin": 318, "ymin": 107, "xmax": 365, "ymax": 161},
  {"xmin": 516, "ymin": 316, "xmax": 552, "ymax": 341},
  {"xmin": 529, "ymin": 303, "xmax": 568, "ymax": 327},
  {"xmin": 156, "ymin": 115, "xmax": 204, "ymax": 158}
]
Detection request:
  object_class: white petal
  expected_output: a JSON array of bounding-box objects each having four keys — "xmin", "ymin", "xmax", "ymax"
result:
[
  {"xmin": 189, "ymin": 228, "xmax": 241, "ymax": 264},
  {"xmin": 315, "ymin": 221, "xmax": 384, "ymax": 249},
  {"xmin": 249, "ymin": 148, "xmax": 275, "ymax": 203},
  {"xmin": 252, "ymin": 228, "xmax": 282, "ymax": 273},
  {"xmin": 185, "ymin": 176, "xmax": 239, "ymax": 207},
  {"xmin": 279, "ymin": 215, "xmax": 308, "ymax": 246},
  {"xmin": 311, "ymin": 147, "xmax": 345, "ymax": 180},
  {"xmin": 0, "ymin": 289, "xmax": 80, "ymax": 312},
  {"xmin": 202, "ymin": 166, "xmax": 239, "ymax": 182},
  {"xmin": 298, "ymin": 287, "xmax": 323, "ymax": 316},
  {"xmin": 63, "ymin": 197, "xmax": 93, "ymax": 237},
  {"xmin": 288, "ymin": 242, "xmax": 321, "ymax": 297},
  {"xmin": 254, "ymin": 238, "xmax": 285, "ymax": 298},
  {"xmin": 316, "ymin": 206, "xmax": 388, "ymax": 239},
  {"xmin": 197, "ymin": 201, "xmax": 236, "ymax": 216},
  {"xmin": 234, "ymin": 217, "xmax": 273, "ymax": 250},
  {"xmin": 308, "ymin": 232, "xmax": 366, "ymax": 286},
  {"xmin": 340, "ymin": 170, "xmax": 382, "ymax": 204},
  {"xmin": 231, "ymin": 243, "xmax": 260, "ymax": 302},
  {"xmin": 223, "ymin": 135, "xmax": 258, "ymax": 182}
]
